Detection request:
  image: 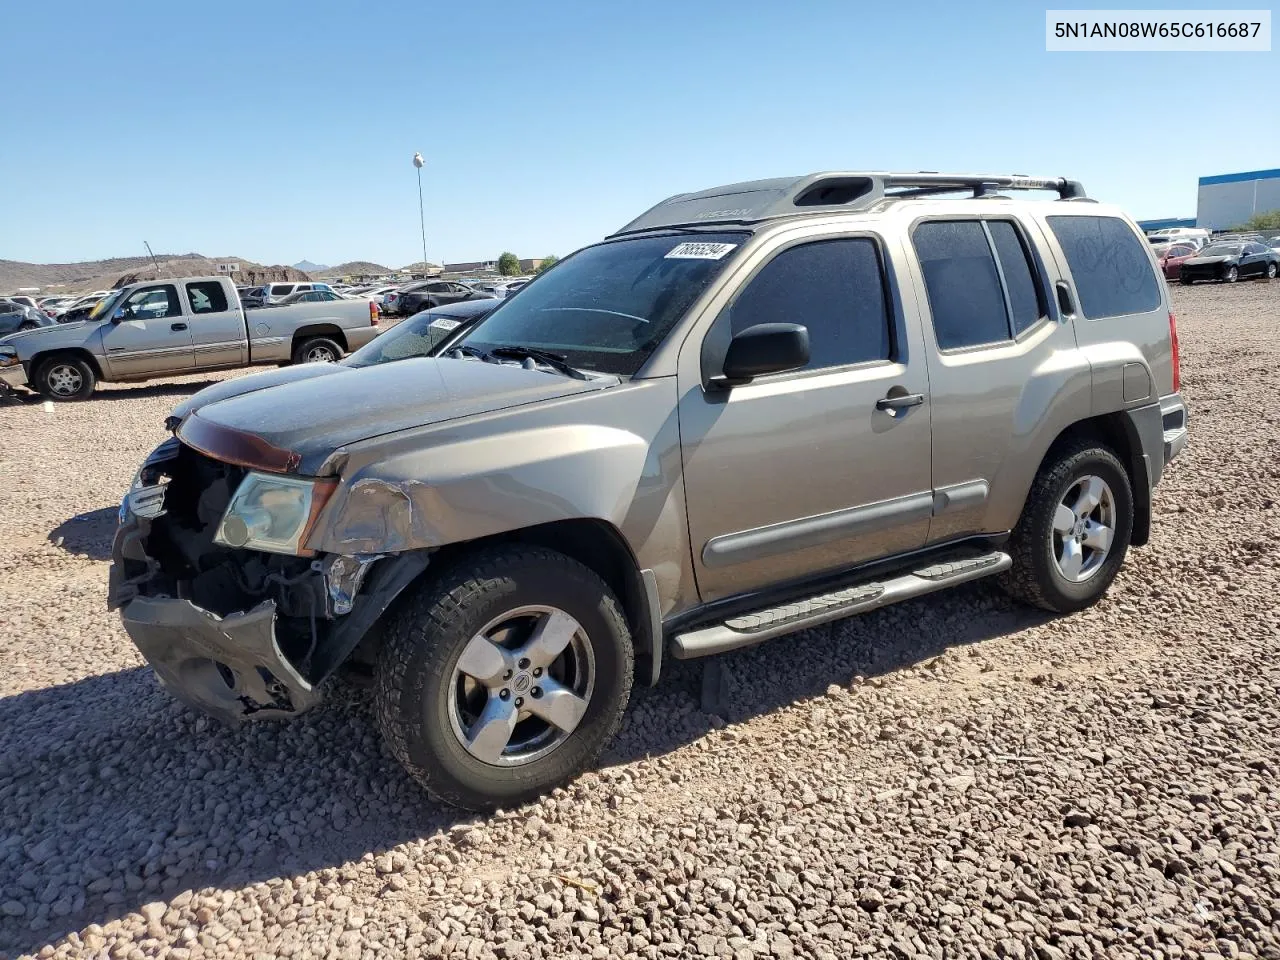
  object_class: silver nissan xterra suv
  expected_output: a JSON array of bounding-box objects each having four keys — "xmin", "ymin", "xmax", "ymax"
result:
[{"xmin": 110, "ymin": 171, "xmax": 1189, "ymax": 810}]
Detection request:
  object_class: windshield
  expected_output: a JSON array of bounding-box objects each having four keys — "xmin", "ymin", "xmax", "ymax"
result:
[
  {"xmin": 89, "ymin": 289, "xmax": 126, "ymax": 321},
  {"xmin": 454, "ymin": 232, "xmax": 748, "ymax": 375},
  {"xmin": 1199, "ymin": 243, "xmax": 1242, "ymax": 257},
  {"xmin": 346, "ymin": 302, "xmax": 497, "ymax": 367}
]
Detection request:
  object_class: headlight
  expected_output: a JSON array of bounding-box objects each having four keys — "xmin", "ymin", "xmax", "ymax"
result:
[{"xmin": 214, "ymin": 472, "xmax": 336, "ymax": 555}]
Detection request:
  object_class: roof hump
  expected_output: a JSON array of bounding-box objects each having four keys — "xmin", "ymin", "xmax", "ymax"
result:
[{"xmin": 611, "ymin": 171, "xmax": 1086, "ymax": 236}]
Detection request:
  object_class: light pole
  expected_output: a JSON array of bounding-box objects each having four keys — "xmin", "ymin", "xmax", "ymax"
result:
[{"xmin": 412, "ymin": 152, "xmax": 428, "ymax": 274}]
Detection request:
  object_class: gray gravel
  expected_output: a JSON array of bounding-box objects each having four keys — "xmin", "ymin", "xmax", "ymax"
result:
[{"xmin": 1, "ymin": 283, "xmax": 1278, "ymax": 960}]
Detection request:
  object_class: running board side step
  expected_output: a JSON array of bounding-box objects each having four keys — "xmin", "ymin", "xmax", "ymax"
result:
[{"xmin": 670, "ymin": 550, "xmax": 1011, "ymax": 659}]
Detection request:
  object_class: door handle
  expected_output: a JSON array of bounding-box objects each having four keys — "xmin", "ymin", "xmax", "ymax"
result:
[
  {"xmin": 1055, "ymin": 281, "xmax": 1076, "ymax": 319},
  {"xmin": 170, "ymin": 322, "xmax": 188, "ymax": 331},
  {"xmin": 876, "ymin": 392, "xmax": 925, "ymax": 412}
]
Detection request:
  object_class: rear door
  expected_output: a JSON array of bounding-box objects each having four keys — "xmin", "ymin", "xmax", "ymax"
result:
[
  {"xmin": 100, "ymin": 284, "xmax": 195, "ymax": 378},
  {"xmin": 904, "ymin": 215, "xmax": 1082, "ymax": 544},
  {"xmin": 185, "ymin": 279, "xmax": 246, "ymax": 369}
]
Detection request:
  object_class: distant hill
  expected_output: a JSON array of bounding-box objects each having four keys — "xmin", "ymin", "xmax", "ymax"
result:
[
  {"xmin": 0, "ymin": 254, "xmax": 308, "ymax": 294},
  {"xmin": 292, "ymin": 260, "xmax": 329, "ymax": 273},
  {"xmin": 315, "ymin": 261, "xmax": 394, "ymax": 278}
]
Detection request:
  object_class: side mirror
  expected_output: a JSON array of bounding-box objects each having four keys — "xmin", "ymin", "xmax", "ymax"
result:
[{"xmin": 718, "ymin": 322, "xmax": 810, "ymax": 384}]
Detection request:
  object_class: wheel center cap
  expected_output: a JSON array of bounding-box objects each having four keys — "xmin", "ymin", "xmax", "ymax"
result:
[{"xmin": 513, "ymin": 673, "xmax": 532, "ymax": 693}]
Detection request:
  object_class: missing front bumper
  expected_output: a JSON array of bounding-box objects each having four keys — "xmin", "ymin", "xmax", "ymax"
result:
[{"xmin": 120, "ymin": 596, "xmax": 324, "ymax": 724}]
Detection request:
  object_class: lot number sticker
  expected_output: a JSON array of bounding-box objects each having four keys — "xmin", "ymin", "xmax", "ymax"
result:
[
  {"xmin": 428, "ymin": 318, "xmax": 461, "ymax": 330},
  {"xmin": 664, "ymin": 242, "xmax": 737, "ymax": 260}
]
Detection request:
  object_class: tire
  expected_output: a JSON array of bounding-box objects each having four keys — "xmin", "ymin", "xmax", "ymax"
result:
[
  {"xmin": 1265, "ymin": 262, "xmax": 1277, "ymax": 280},
  {"xmin": 1179, "ymin": 277, "xmax": 1193, "ymax": 285},
  {"xmin": 1224, "ymin": 266, "xmax": 1238, "ymax": 283},
  {"xmin": 999, "ymin": 439, "xmax": 1134, "ymax": 614},
  {"xmin": 291, "ymin": 336, "xmax": 342, "ymax": 364},
  {"xmin": 375, "ymin": 546, "xmax": 633, "ymax": 810},
  {"xmin": 35, "ymin": 355, "xmax": 96, "ymax": 401}
]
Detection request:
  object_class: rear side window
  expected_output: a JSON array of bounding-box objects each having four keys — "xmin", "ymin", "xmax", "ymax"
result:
[
  {"xmin": 912, "ymin": 221, "xmax": 1012, "ymax": 350},
  {"xmin": 1047, "ymin": 216, "xmax": 1161, "ymax": 319},
  {"xmin": 271, "ymin": 284, "xmax": 295, "ymax": 296},
  {"xmin": 986, "ymin": 221, "xmax": 1045, "ymax": 335},
  {"xmin": 726, "ymin": 237, "xmax": 892, "ymax": 370},
  {"xmin": 186, "ymin": 281, "xmax": 228, "ymax": 314}
]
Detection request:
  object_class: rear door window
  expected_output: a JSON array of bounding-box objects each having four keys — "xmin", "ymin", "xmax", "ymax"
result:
[
  {"xmin": 1046, "ymin": 215, "xmax": 1161, "ymax": 319},
  {"xmin": 911, "ymin": 220, "xmax": 1018, "ymax": 349},
  {"xmin": 185, "ymin": 281, "xmax": 229, "ymax": 314}
]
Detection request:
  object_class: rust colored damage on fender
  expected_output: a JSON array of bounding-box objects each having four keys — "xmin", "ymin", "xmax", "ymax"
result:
[{"xmin": 179, "ymin": 411, "xmax": 303, "ymax": 474}]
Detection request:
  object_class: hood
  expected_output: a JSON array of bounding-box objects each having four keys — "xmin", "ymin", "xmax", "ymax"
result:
[
  {"xmin": 170, "ymin": 362, "xmax": 343, "ymax": 420},
  {"xmin": 1184, "ymin": 255, "xmax": 1234, "ymax": 266},
  {"xmin": 178, "ymin": 357, "xmax": 615, "ymax": 473},
  {"xmin": 1, "ymin": 319, "xmax": 96, "ymax": 351}
]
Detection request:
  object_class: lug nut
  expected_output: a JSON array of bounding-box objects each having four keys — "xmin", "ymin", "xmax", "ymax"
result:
[
  {"xmin": 514, "ymin": 697, "xmax": 524, "ymax": 708},
  {"xmin": 499, "ymin": 689, "xmax": 510, "ymax": 700},
  {"xmin": 532, "ymin": 667, "xmax": 542, "ymax": 678},
  {"xmin": 531, "ymin": 687, "xmax": 543, "ymax": 699},
  {"xmin": 518, "ymin": 657, "xmax": 531, "ymax": 669},
  {"xmin": 503, "ymin": 669, "xmax": 513, "ymax": 681}
]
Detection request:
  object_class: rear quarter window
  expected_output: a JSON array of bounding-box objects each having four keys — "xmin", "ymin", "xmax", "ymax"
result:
[{"xmin": 1047, "ymin": 215, "xmax": 1161, "ymax": 319}]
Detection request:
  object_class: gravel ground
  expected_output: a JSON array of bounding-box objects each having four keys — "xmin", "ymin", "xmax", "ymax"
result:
[{"xmin": 1, "ymin": 283, "xmax": 1277, "ymax": 960}]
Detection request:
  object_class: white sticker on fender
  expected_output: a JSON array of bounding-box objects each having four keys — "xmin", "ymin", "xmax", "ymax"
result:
[{"xmin": 664, "ymin": 241, "xmax": 737, "ymax": 260}]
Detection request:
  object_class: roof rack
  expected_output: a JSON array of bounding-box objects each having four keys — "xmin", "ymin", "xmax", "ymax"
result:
[{"xmin": 610, "ymin": 171, "xmax": 1089, "ymax": 236}]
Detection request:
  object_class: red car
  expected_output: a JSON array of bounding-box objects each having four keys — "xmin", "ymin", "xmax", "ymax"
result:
[{"xmin": 1157, "ymin": 243, "xmax": 1198, "ymax": 281}]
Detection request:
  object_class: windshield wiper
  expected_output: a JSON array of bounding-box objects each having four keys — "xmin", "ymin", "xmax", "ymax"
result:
[
  {"xmin": 445, "ymin": 344, "xmax": 490, "ymax": 361},
  {"xmin": 486, "ymin": 345, "xmax": 591, "ymax": 380}
]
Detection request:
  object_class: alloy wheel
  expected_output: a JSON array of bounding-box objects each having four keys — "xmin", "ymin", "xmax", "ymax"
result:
[
  {"xmin": 1052, "ymin": 475, "xmax": 1116, "ymax": 583},
  {"xmin": 446, "ymin": 605, "xmax": 595, "ymax": 767},
  {"xmin": 46, "ymin": 363, "xmax": 83, "ymax": 397}
]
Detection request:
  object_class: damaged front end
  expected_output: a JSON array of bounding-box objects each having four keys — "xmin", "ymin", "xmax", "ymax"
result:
[{"xmin": 110, "ymin": 437, "xmax": 427, "ymax": 724}]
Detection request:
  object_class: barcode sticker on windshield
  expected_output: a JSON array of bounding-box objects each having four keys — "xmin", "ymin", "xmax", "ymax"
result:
[
  {"xmin": 428, "ymin": 318, "xmax": 461, "ymax": 330},
  {"xmin": 665, "ymin": 241, "xmax": 737, "ymax": 260}
]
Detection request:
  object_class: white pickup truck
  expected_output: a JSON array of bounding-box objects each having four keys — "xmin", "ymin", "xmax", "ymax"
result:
[{"xmin": 0, "ymin": 276, "xmax": 381, "ymax": 400}]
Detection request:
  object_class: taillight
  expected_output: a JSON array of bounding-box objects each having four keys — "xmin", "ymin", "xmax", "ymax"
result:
[
  {"xmin": 370, "ymin": 301, "xmax": 380, "ymax": 326},
  {"xmin": 1169, "ymin": 311, "xmax": 1180, "ymax": 393}
]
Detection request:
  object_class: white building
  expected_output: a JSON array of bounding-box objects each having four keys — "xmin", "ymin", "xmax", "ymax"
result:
[{"xmin": 1196, "ymin": 168, "xmax": 1280, "ymax": 230}]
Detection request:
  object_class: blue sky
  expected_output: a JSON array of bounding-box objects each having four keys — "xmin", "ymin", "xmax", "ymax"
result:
[{"xmin": 2, "ymin": 0, "xmax": 1276, "ymax": 268}]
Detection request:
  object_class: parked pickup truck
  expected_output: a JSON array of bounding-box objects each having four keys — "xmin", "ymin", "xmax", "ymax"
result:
[{"xmin": 0, "ymin": 276, "xmax": 380, "ymax": 400}]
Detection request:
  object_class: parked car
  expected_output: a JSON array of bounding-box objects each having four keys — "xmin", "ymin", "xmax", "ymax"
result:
[
  {"xmin": 394, "ymin": 280, "xmax": 493, "ymax": 316},
  {"xmin": 0, "ymin": 299, "xmax": 56, "ymax": 336},
  {"xmin": 1146, "ymin": 227, "xmax": 1209, "ymax": 245},
  {"xmin": 272, "ymin": 289, "xmax": 354, "ymax": 305},
  {"xmin": 1265, "ymin": 235, "xmax": 1280, "ymax": 252},
  {"xmin": 54, "ymin": 291, "xmax": 112, "ymax": 320},
  {"xmin": 1156, "ymin": 242, "xmax": 1199, "ymax": 281},
  {"xmin": 107, "ymin": 170, "xmax": 1187, "ymax": 811},
  {"xmin": 0, "ymin": 276, "xmax": 381, "ymax": 400},
  {"xmin": 256, "ymin": 282, "xmax": 334, "ymax": 305},
  {"xmin": 1179, "ymin": 241, "xmax": 1279, "ymax": 283}
]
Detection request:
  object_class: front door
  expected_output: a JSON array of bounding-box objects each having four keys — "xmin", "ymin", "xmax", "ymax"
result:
[
  {"xmin": 678, "ymin": 232, "xmax": 934, "ymax": 604},
  {"xmin": 100, "ymin": 283, "xmax": 194, "ymax": 379},
  {"xmin": 183, "ymin": 279, "xmax": 246, "ymax": 369}
]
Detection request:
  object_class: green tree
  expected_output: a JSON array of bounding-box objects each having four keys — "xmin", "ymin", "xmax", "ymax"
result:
[
  {"xmin": 1236, "ymin": 210, "xmax": 1280, "ymax": 232},
  {"xmin": 535, "ymin": 255, "xmax": 560, "ymax": 274},
  {"xmin": 497, "ymin": 252, "xmax": 521, "ymax": 276}
]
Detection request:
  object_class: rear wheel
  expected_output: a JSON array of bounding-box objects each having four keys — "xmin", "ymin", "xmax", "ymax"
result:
[
  {"xmin": 375, "ymin": 546, "xmax": 633, "ymax": 810},
  {"xmin": 1224, "ymin": 266, "xmax": 1239, "ymax": 283},
  {"xmin": 1265, "ymin": 262, "xmax": 1277, "ymax": 280},
  {"xmin": 35, "ymin": 356, "xmax": 96, "ymax": 401},
  {"xmin": 1000, "ymin": 440, "xmax": 1133, "ymax": 613},
  {"xmin": 291, "ymin": 337, "xmax": 342, "ymax": 364}
]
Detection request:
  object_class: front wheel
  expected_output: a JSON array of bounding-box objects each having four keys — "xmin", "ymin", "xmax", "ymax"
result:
[
  {"xmin": 1000, "ymin": 440, "xmax": 1133, "ymax": 613},
  {"xmin": 35, "ymin": 356, "xmax": 97, "ymax": 401},
  {"xmin": 291, "ymin": 336, "xmax": 342, "ymax": 364},
  {"xmin": 1224, "ymin": 266, "xmax": 1239, "ymax": 283},
  {"xmin": 1265, "ymin": 262, "xmax": 1277, "ymax": 280},
  {"xmin": 375, "ymin": 546, "xmax": 634, "ymax": 810}
]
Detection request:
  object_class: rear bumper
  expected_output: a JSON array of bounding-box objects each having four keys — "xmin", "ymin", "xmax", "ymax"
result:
[{"xmin": 1161, "ymin": 394, "xmax": 1189, "ymax": 465}]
